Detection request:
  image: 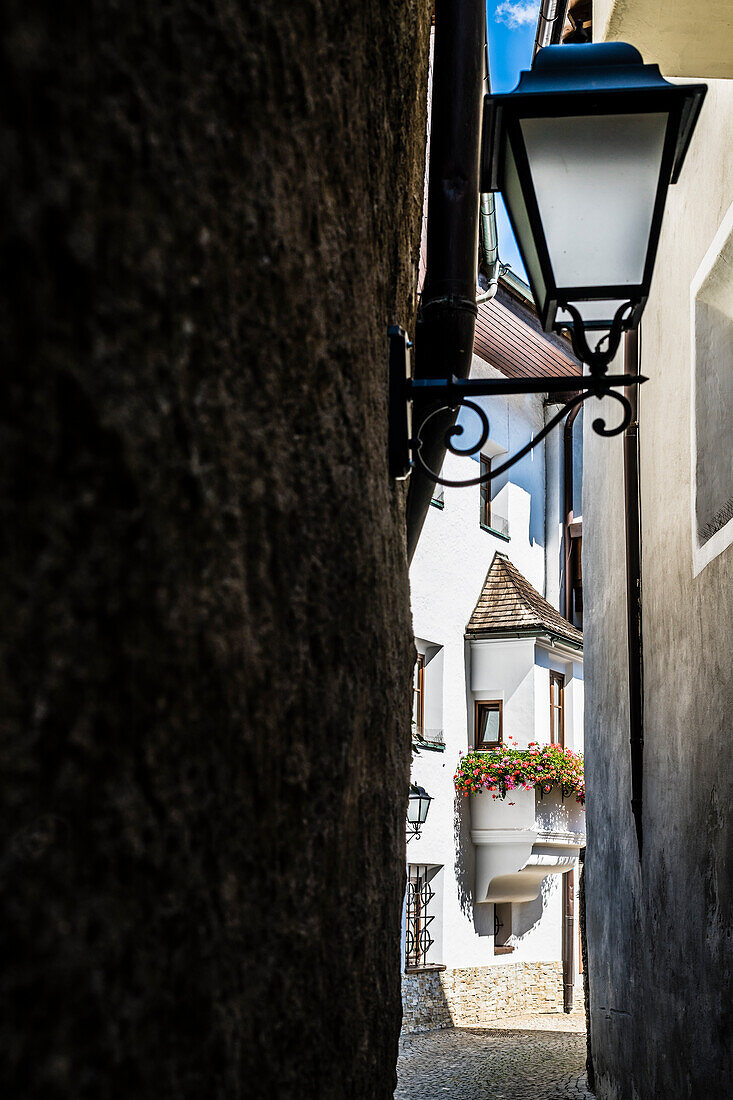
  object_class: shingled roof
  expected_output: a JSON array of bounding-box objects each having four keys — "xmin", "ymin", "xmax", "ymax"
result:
[{"xmin": 466, "ymin": 552, "xmax": 583, "ymax": 647}]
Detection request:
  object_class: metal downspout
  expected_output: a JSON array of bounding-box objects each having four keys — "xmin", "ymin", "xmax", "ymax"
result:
[
  {"xmin": 624, "ymin": 329, "xmax": 644, "ymax": 859},
  {"xmin": 534, "ymin": 0, "xmax": 570, "ymax": 55},
  {"xmin": 563, "ymin": 403, "xmax": 581, "ymax": 623},
  {"xmin": 478, "ymin": 38, "xmax": 501, "ymax": 303},
  {"xmin": 561, "ymin": 402, "xmax": 580, "ymax": 1012},
  {"xmin": 562, "ymin": 868, "xmax": 575, "ymax": 1011},
  {"xmin": 406, "ymin": 0, "xmax": 485, "ymax": 561}
]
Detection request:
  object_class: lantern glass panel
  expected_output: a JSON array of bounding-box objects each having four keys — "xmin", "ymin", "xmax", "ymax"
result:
[
  {"xmin": 556, "ymin": 299, "xmax": 628, "ymax": 327},
  {"xmin": 407, "ymin": 790, "xmax": 430, "ymax": 825},
  {"xmin": 520, "ymin": 112, "xmax": 669, "ymax": 289},
  {"xmin": 504, "ymin": 136, "xmax": 547, "ymax": 308}
]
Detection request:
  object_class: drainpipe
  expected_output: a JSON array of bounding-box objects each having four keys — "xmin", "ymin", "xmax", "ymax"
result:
[
  {"xmin": 624, "ymin": 329, "xmax": 644, "ymax": 859},
  {"xmin": 562, "ymin": 868, "xmax": 575, "ymax": 1012},
  {"xmin": 478, "ymin": 38, "xmax": 501, "ymax": 304},
  {"xmin": 563, "ymin": 403, "xmax": 580, "ymax": 623},
  {"xmin": 406, "ymin": 0, "xmax": 485, "ymax": 561},
  {"xmin": 561, "ymin": 399, "xmax": 580, "ymax": 1009},
  {"xmin": 534, "ymin": 0, "xmax": 570, "ymax": 55},
  {"xmin": 478, "ymin": 193, "xmax": 500, "ymax": 301}
]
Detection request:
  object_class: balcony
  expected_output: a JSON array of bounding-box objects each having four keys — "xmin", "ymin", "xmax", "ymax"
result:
[
  {"xmin": 470, "ymin": 787, "xmax": 585, "ymax": 903},
  {"xmin": 595, "ymin": 0, "xmax": 733, "ymax": 80}
]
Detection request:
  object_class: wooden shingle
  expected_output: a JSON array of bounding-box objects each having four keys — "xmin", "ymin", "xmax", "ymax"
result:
[{"xmin": 466, "ymin": 552, "xmax": 582, "ymax": 647}]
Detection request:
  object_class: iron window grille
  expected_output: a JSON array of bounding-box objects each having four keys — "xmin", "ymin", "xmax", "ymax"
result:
[{"xmin": 405, "ymin": 865, "xmax": 436, "ymax": 968}]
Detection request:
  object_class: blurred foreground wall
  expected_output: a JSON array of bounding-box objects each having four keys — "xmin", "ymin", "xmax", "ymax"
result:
[{"xmin": 0, "ymin": 3, "xmax": 429, "ymax": 1095}]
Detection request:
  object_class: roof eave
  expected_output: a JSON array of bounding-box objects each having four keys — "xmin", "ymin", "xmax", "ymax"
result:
[{"xmin": 466, "ymin": 626, "xmax": 583, "ymax": 651}]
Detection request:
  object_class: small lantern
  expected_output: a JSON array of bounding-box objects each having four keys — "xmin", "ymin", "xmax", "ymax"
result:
[
  {"xmin": 406, "ymin": 784, "xmax": 432, "ymax": 841},
  {"xmin": 482, "ymin": 43, "xmax": 706, "ymax": 337}
]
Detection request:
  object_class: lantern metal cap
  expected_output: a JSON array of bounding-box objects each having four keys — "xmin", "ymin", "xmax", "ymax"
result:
[{"xmin": 482, "ymin": 42, "xmax": 707, "ymax": 192}]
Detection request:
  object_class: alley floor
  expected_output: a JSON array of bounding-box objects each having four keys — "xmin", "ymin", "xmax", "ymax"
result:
[{"xmin": 396, "ymin": 1012, "xmax": 593, "ymax": 1100}]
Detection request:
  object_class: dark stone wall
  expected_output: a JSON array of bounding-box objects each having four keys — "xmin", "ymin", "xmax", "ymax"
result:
[
  {"xmin": 1, "ymin": 2, "xmax": 429, "ymax": 1096},
  {"xmin": 582, "ymin": 76, "xmax": 733, "ymax": 1095}
]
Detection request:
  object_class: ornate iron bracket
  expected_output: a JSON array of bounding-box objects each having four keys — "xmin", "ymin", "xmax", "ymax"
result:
[{"xmin": 389, "ymin": 307, "xmax": 647, "ymax": 487}]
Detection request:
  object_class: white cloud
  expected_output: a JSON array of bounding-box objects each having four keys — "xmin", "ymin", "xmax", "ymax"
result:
[{"xmin": 494, "ymin": 1, "xmax": 538, "ymax": 29}]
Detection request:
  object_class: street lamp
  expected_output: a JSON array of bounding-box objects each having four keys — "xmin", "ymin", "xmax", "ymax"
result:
[
  {"xmin": 406, "ymin": 784, "xmax": 432, "ymax": 842},
  {"xmin": 481, "ymin": 42, "xmax": 707, "ymax": 366},
  {"xmin": 389, "ymin": 42, "xmax": 707, "ymax": 485}
]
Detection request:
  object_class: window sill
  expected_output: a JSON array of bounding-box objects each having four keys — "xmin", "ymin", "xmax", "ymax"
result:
[
  {"xmin": 412, "ymin": 738, "xmax": 446, "ymax": 753},
  {"xmin": 480, "ymin": 522, "xmax": 510, "ymax": 542},
  {"xmin": 405, "ymin": 964, "xmax": 447, "ymax": 974},
  {"xmin": 494, "ymin": 946, "xmax": 515, "ymax": 956}
]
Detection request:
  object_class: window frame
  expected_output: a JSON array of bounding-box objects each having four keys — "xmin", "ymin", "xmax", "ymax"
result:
[
  {"xmin": 413, "ymin": 654, "xmax": 425, "ymax": 738},
  {"xmin": 550, "ymin": 670, "xmax": 565, "ymax": 746},
  {"xmin": 479, "ymin": 454, "xmax": 492, "ymax": 529},
  {"xmin": 474, "ymin": 699, "xmax": 503, "ymax": 750}
]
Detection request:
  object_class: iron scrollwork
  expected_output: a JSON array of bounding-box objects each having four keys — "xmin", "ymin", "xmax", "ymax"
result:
[
  {"xmin": 412, "ymin": 385, "xmax": 634, "ymax": 488},
  {"xmin": 389, "ymin": 301, "xmax": 646, "ymax": 489}
]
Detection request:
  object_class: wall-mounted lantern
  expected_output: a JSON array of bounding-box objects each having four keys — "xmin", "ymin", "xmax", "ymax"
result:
[
  {"xmin": 390, "ymin": 42, "xmax": 706, "ymax": 489},
  {"xmin": 481, "ymin": 42, "xmax": 706, "ymax": 360},
  {"xmin": 406, "ymin": 784, "xmax": 432, "ymax": 842}
]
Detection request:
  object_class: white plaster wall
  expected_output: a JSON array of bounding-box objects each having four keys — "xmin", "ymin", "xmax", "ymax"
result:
[
  {"xmin": 533, "ymin": 646, "xmax": 584, "ymax": 753},
  {"xmin": 470, "ymin": 638, "xmax": 535, "ymax": 747},
  {"xmin": 409, "ymin": 357, "xmax": 584, "ymax": 974}
]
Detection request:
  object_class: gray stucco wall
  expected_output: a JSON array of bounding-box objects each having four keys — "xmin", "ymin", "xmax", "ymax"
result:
[
  {"xmin": 583, "ymin": 76, "xmax": 733, "ymax": 1098},
  {"xmin": 0, "ymin": 3, "xmax": 428, "ymax": 1096}
]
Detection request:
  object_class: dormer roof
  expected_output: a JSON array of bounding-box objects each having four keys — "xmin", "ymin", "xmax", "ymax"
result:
[{"xmin": 466, "ymin": 552, "xmax": 582, "ymax": 648}]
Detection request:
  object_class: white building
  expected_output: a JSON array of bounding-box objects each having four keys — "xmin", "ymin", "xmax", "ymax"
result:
[{"xmin": 402, "ymin": 300, "xmax": 587, "ymax": 1033}]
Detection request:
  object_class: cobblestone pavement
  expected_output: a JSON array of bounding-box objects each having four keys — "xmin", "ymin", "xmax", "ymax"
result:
[{"xmin": 396, "ymin": 1013, "xmax": 593, "ymax": 1100}]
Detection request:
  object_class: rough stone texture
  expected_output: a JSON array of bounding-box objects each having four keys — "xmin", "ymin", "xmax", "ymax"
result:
[
  {"xmin": 0, "ymin": 2, "xmax": 429, "ymax": 1097},
  {"xmin": 402, "ymin": 963, "xmax": 565, "ymax": 1033},
  {"xmin": 582, "ymin": 71, "xmax": 733, "ymax": 1100},
  {"xmin": 402, "ymin": 970, "xmax": 454, "ymax": 1033},
  {"xmin": 396, "ymin": 1015, "xmax": 593, "ymax": 1099}
]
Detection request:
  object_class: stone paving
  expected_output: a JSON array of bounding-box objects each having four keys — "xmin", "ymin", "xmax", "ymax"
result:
[{"xmin": 396, "ymin": 1012, "xmax": 594, "ymax": 1099}]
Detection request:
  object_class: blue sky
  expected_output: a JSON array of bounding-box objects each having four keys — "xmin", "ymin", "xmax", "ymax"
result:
[{"xmin": 486, "ymin": 0, "xmax": 539, "ymax": 281}]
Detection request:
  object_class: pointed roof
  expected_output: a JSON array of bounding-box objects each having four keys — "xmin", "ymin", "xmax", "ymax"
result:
[{"xmin": 466, "ymin": 552, "xmax": 582, "ymax": 648}]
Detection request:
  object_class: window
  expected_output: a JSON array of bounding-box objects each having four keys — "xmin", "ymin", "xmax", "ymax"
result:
[
  {"xmin": 405, "ymin": 865, "xmax": 437, "ymax": 968},
  {"xmin": 431, "ymin": 481, "xmax": 445, "ymax": 509},
  {"xmin": 494, "ymin": 902, "xmax": 514, "ymax": 955},
  {"xmin": 413, "ymin": 654, "xmax": 425, "ymax": 738},
  {"xmin": 480, "ymin": 454, "xmax": 492, "ymax": 527},
  {"xmin": 550, "ymin": 671, "xmax": 565, "ymax": 746},
  {"xmin": 692, "ymin": 201, "xmax": 733, "ymax": 575},
  {"xmin": 475, "ymin": 700, "xmax": 503, "ymax": 749}
]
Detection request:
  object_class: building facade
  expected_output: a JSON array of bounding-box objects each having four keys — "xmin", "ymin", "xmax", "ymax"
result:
[
  {"xmin": 583, "ymin": 3, "xmax": 733, "ymax": 1096},
  {"xmin": 402, "ymin": 305, "xmax": 587, "ymax": 1033}
]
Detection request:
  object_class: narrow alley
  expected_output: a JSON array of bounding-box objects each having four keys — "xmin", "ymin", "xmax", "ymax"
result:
[{"xmin": 396, "ymin": 1013, "xmax": 592, "ymax": 1100}]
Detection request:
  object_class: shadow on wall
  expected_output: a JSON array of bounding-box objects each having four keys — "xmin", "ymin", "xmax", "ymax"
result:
[
  {"xmin": 458, "ymin": 395, "xmax": 547, "ymax": 551},
  {"xmin": 513, "ymin": 873, "xmax": 553, "ymax": 939},
  {"xmin": 454, "ymin": 791, "xmax": 475, "ymax": 919}
]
